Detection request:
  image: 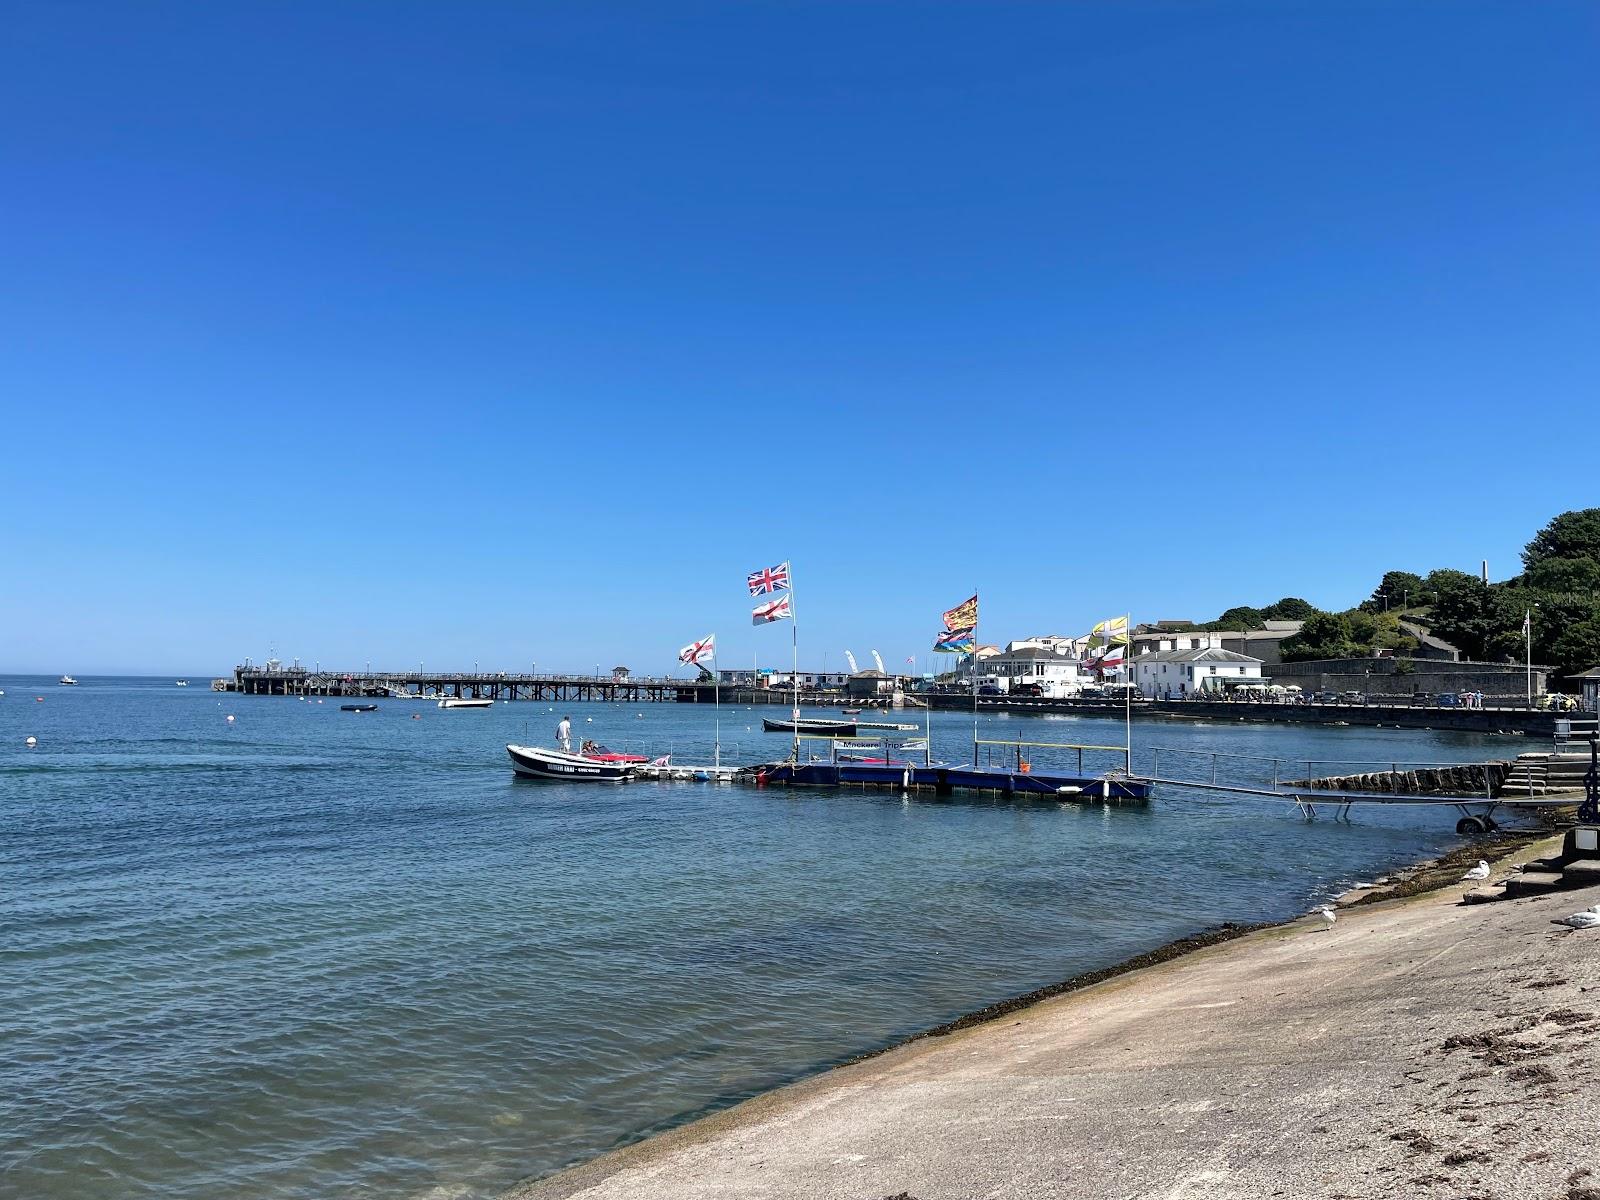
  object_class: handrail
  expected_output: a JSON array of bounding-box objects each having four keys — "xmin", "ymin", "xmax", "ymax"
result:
[{"xmin": 974, "ymin": 738, "xmax": 1127, "ymax": 752}]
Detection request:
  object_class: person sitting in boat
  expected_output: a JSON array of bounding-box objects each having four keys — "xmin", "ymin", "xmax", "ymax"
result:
[{"xmin": 580, "ymin": 738, "xmax": 599, "ymax": 756}]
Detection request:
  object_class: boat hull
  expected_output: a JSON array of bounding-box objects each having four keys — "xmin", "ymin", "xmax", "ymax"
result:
[
  {"xmin": 762, "ymin": 717, "xmax": 858, "ymax": 736},
  {"xmin": 507, "ymin": 744, "xmax": 636, "ymax": 782}
]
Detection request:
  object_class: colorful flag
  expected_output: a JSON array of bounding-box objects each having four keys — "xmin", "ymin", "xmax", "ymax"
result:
[
  {"xmin": 1096, "ymin": 643, "xmax": 1126, "ymax": 669},
  {"xmin": 934, "ymin": 627, "xmax": 975, "ymax": 653},
  {"xmin": 942, "ymin": 594, "xmax": 978, "ymax": 632},
  {"xmin": 1089, "ymin": 615, "xmax": 1130, "ymax": 646},
  {"xmin": 752, "ymin": 596, "xmax": 793, "ymax": 624},
  {"xmin": 678, "ymin": 634, "xmax": 716, "ymax": 666},
  {"xmin": 844, "ymin": 650, "xmax": 858, "ymax": 673},
  {"xmin": 747, "ymin": 562, "xmax": 791, "ymax": 595}
]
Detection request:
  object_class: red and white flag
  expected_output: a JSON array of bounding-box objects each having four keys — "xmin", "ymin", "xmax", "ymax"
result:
[
  {"xmin": 678, "ymin": 634, "xmax": 716, "ymax": 666},
  {"xmin": 752, "ymin": 596, "xmax": 793, "ymax": 624},
  {"xmin": 747, "ymin": 561, "xmax": 791, "ymax": 595}
]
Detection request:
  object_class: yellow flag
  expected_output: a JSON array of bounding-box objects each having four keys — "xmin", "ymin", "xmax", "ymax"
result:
[
  {"xmin": 942, "ymin": 594, "xmax": 978, "ymax": 632},
  {"xmin": 1090, "ymin": 615, "xmax": 1130, "ymax": 646}
]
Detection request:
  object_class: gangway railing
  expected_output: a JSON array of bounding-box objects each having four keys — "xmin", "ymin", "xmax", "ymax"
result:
[{"xmin": 974, "ymin": 738, "xmax": 1129, "ymax": 774}]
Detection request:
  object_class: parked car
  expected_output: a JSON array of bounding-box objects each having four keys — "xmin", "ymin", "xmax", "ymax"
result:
[
  {"xmin": 1013, "ymin": 683, "xmax": 1044, "ymax": 697},
  {"xmin": 1341, "ymin": 690, "xmax": 1366, "ymax": 705},
  {"xmin": 1311, "ymin": 690, "xmax": 1341, "ymax": 703},
  {"xmin": 1436, "ymin": 692, "xmax": 1462, "ymax": 707},
  {"xmin": 978, "ymin": 685, "xmax": 1002, "ymax": 696},
  {"xmin": 1409, "ymin": 692, "xmax": 1435, "ymax": 707},
  {"xmin": 1079, "ymin": 685, "xmax": 1105, "ymax": 698}
]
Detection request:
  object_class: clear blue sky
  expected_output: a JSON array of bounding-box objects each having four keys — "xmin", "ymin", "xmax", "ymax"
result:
[{"xmin": 2, "ymin": 1, "xmax": 1594, "ymax": 676}]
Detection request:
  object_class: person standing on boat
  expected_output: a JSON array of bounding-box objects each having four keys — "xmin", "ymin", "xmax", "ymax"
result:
[{"xmin": 556, "ymin": 715, "xmax": 572, "ymax": 752}]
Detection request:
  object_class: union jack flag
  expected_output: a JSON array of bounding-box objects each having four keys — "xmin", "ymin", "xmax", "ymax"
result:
[
  {"xmin": 751, "ymin": 595, "xmax": 793, "ymax": 625},
  {"xmin": 678, "ymin": 634, "xmax": 716, "ymax": 666},
  {"xmin": 747, "ymin": 561, "xmax": 791, "ymax": 595}
]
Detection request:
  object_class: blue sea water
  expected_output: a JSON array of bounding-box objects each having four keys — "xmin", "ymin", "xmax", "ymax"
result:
[{"xmin": 0, "ymin": 677, "xmax": 1541, "ymax": 1198}]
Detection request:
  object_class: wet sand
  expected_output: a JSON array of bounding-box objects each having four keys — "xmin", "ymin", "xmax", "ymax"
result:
[{"xmin": 512, "ymin": 833, "xmax": 1600, "ymax": 1200}]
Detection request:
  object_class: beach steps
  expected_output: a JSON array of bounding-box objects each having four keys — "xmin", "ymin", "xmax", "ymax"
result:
[
  {"xmin": 1502, "ymin": 752, "xmax": 1596, "ymax": 796},
  {"xmin": 1464, "ymin": 826, "xmax": 1600, "ymax": 903}
]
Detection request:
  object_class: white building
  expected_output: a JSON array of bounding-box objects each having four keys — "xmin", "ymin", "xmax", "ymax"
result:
[
  {"xmin": 981, "ymin": 645, "xmax": 1102, "ymax": 697},
  {"xmin": 1130, "ymin": 647, "xmax": 1265, "ymax": 699}
]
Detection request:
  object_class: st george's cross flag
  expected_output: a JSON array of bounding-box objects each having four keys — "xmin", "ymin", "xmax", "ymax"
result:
[
  {"xmin": 747, "ymin": 562, "xmax": 791, "ymax": 595},
  {"xmin": 678, "ymin": 634, "xmax": 716, "ymax": 666},
  {"xmin": 942, "ymin": 594, "xmax": 978, "ymax": 633},
  {"xmin": 751, "ymin": 596, "xmax": 793, "ymax": 625}
]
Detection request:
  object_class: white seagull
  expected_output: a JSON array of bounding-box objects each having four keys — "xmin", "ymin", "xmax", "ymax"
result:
[
  {"xmin": 1552, "ymin": 905, "xmax": 1600, "ymax": 931},
  {"xmin": 1317, "ymin": 905, "xmax": 1337, "ymax": 930},
  {"xmin": 1462, "ymin": 860, "xmax": 1491, "ymax": 881}
]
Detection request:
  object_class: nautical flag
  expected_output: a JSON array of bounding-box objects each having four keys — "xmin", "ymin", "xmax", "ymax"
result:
[
  {"xmin": 905, "ymin": 656, "xmax": 915, "ymax": 665},
  {"xmin": 934, "ymin": 628, "xmax": 975, "ymax": 653},
  {"xmin": 844, "ymin": 650, "xmax": 858, "ymax": 673},
  {"xmin": 871, "ymin": 649, "xmax": 885, "ymax": 674},
  {"xmin": 752, "ymin": 596, "xmax": 793, "ymax": 624},
  {"xmin": 942, "ymin": 594, "xmax": 978, "ymax": 632},
  {"xmin": 1089, "ymin": 615, "xmax": 1130, "ymax": 646},
  {"xmin": 678, "ymin": 634, "xmax": 716, "ymax": 666},
  {"xmin": 1096, "ymin": 643, "xmax": 1126, "ymax": 669},
  {"xmin": 747, "ymin": 562, "xmax": 791, "ymax": 595}
]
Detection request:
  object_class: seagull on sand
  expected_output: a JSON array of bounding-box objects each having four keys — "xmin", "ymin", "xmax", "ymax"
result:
[
  {"xmin": 1551, "ymin": 905, "xmax": 1600, "ymax": 931},
  {"xmin": 1462, "ymin": 860, "xmax": 1491, "ymax": 881},
  {"xmin": 1317, "ymin": 905, "xmax": 1337, "ymax": 930}
]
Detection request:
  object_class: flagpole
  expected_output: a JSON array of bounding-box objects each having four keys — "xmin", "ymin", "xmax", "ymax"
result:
[
  {"xmin": 1124, "ymin": 612, "xmax": 1133, "ymax": 775},
  {"xmin": 713, "ymin": 642, "xmax": 721, "ymax": 769},
  {"xmin": 971, "ymin": 588, "xmax": 979, "ymax": 767},
  {"xmin": 1525, "ymin": 610, "xmax": 1533, "ymax": 709},
  {"xmin": 791, "ymin": 570, "xmax": 800, "ymax": 762}
]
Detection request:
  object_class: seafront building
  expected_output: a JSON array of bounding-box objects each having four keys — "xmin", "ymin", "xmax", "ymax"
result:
[{"xmin": 1129, "ymin": 646, "xmax": 1266, "ymax": 698}]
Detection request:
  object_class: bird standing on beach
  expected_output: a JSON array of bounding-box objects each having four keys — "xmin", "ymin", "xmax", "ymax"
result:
[
  {"xmin": 1318, "ymin": 905, "xmax": 1336, "ymax": 930},
  {"xmin": 1462, "ymin": 860, "xmax": 1490, "ymax": 881}
]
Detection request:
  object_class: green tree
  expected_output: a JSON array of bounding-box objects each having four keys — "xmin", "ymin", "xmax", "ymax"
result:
[
  {"xmin": 1524, "ymin": 508, "xmax": 1600, "ymax": 572},
  {"xmin": 1210, "ymin": 606, "xmax": 1265, "ymax": 631},
  {"xmin": 1262, "ymin": 597, "xmax": 1318, "ymax": 621},
  {"xmin": 1281, "ymin": 612, "xmax": 1361, "ymax": 661},
  {"xmin": 1360, "ymin": 571, "xmax": 1427, "ymax": 614}
]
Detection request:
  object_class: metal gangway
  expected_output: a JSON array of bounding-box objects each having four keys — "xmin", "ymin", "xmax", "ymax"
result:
[{"xmin": 1139, "ymin": 739, "xmax": 1600, "ymax": 833}]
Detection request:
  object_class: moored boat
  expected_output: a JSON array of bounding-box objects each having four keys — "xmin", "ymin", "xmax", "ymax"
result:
[
  {"xmin": 175, "ymin": 680, "xmax": 189, "ymax": 686},
  {"xmin": 762, "ymin": 716, "xmax": 857, "ymax": 736},
  {"xmin": 59, "ymin": 675, "xmax": 78, "ymax": 686},
  {"xmin": 507, "ymin": 744, "xmax": 638, "ymax": 782},
  {"xmin": 340, "ymin": 703, "xmax": 379, "ymax": 712},
  {"xmin": 438, "ymin": 697, "xmax": 494, "ymax": 709}
]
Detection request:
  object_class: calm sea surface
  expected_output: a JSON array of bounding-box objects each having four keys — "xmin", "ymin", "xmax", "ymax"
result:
[{"xmin": 1, "ymin": 677, "xmax": 1541, "ymax": 1198}]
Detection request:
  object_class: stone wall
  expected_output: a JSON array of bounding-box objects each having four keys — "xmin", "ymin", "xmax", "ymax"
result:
[{"xmin": 1265, "ymin": 657, "xmax": 1547, "ymax": 701}]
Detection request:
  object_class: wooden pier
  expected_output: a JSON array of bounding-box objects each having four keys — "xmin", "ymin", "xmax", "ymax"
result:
[{"xmin": 219, "ymin": 666, "xmax": 907, "ymax": 707}]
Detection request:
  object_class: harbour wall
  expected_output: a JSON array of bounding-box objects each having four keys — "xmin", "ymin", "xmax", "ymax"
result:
[{"xmin": 1262, "ymin": 657, "xmax": 1549, "ymax": 702}]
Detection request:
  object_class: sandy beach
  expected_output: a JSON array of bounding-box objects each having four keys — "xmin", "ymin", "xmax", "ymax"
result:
[{"xmin": 514, "ymin": 835, "xmax": 1600, "ymax": 1200}]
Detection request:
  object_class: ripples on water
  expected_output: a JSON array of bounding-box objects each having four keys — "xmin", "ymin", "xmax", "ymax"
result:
[{"xmin": 0, "ymin": 679, "xmax": 1539, "ymax": 1197}]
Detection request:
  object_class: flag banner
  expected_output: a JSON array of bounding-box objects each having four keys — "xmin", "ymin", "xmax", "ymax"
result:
[
  {"xmin": 942, "ymin": 594, "xmax": 978, "ymax": 632},
  {"xmin": 1523, "ymin": 610, "xmax": 1532, "ymax": 635},
  {"xmin": 1089, "ymin": 615, "xmax": 1130, "ymax": 646},
  {"xmin": 934, "ymin": 628, "xmax": 975, "ymax": 653},
  {"xmin": 752, "ymin": 596, "xmax": 793, "ymax": 624},
  {"xmin": 844, "ymin": 650, "xmax": 858, "ymax": 673},
  {"xmin": 678, "ymin": 634, "xmax": 716, "ymax": 666},
  {"xmin": 871, "ymin": 650, "xmax": 885, "ymax": 674},
  {"xmin": 1097, "ymin": 644, "xmax": 1126, "ymax": 668},
  {"xmin": 747, "ymin": 562, "xmax": 791, "ymax": 595}
]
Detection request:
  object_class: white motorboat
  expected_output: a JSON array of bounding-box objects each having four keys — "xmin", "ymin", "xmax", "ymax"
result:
[
  {"xmin": 506, "ymin": 744, "xmax": 638, "ymax": 782},
  {"xmin": 438, "ymin": 697, "xmax": 494, "ymax": 709},
  {"xmin": 175, "ymin": 680, "xmax": 189, "ymax": 686},
  {"xmin": 59, "ymin": 675, "xmax": 78, "ymax": 686}
]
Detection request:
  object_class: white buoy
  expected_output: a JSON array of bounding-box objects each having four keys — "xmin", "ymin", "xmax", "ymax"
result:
[
  {"xmin": 25, "ymin": 736, "xmax": 37, "ymax": 747},
  {"xmin": 226, "ymin": 715, "xmax": 236, "ymax": 724}
]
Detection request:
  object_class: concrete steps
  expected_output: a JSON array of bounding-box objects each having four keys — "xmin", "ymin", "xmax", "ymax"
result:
[
  {"xmin": 1502, "ymin": 752, "xmax": 1596, "ymax": 796},
  {"xmin": 1464, "ymin": 826, "xmax": 1600, "ymax": 903}
]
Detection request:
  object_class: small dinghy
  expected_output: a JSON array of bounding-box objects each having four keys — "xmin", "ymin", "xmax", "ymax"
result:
[
  {"xmin": 507, "ymin": 744, "xmax": 638, "ymax": 782},
  {"xmin": 340, "ymin": 703, "xmax": 379, "ymax": 712}
]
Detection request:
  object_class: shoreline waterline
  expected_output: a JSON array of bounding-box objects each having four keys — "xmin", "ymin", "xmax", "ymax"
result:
[{"xmin": 507, "ymin": 829, "xmax": 1554, "ymax": 1197}]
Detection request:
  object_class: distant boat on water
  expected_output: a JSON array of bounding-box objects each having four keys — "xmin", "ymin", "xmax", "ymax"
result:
[
  {"xmin": 58, "ymin": 675, "xmax": 78, "ymax": 686},
  {"xmin": 175, "ymin": 680, "xmax": 189, "ymax": 686},
  {"xmin": 438, "ymin": 697, "xmax": 494, "ymax": 709},
  {"xmin": 341, "ymin": 703, "xmax": 379, "ymax": 712}
]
